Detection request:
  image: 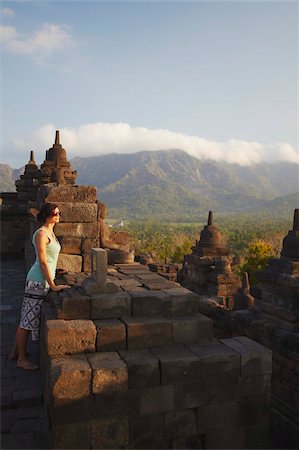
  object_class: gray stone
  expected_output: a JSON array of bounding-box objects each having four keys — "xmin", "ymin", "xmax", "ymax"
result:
[
  {"xmin": 87, "ymin": 351, "xmax": 128, "ymax": 393},
  {"xmin": 119, "ymin": 348, "xmax": 160, "ymax": 388},
  {"xmin": 140, "ymin": 385, "xmax": 174, "ymax": 415},
  {"xmin": 151, "ymin": 344, "xmax": 201, "ymax": 384},
  {"xmin": 124, "ymin": 317, "xmax": 172, "ymax": 348},
  {"xmin": 91, "ymin": 291, "xmax": 132, "ymax": 319}
]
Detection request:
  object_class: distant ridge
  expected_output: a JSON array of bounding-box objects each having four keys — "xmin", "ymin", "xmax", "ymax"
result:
[{"xmin": 1, "ymin": 149, "xmax": 298, "ymax": 220}]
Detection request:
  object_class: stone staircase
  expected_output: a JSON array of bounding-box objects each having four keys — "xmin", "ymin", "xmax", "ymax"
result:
[{"xmin": 40, "ymin": 262, "xmax": 272, "ymax": 449}]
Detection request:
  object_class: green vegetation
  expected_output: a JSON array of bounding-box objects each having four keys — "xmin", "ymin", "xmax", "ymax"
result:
[{"xmin": 117, "ymin": 214, "xmax": 290, "ymax": 282}]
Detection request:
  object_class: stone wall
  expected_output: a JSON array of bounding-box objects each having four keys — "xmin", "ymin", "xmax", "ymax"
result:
[
  {"xmin": 40, "ymin": 262, "xmax": 272, "ymax": 449},
  {"xmin": 0, "ymin": 193, "xmax": 30, "ymax": 258},
  {"xmin": 35, "ymin": 184, "xmax": 99, "ymax": 273}
]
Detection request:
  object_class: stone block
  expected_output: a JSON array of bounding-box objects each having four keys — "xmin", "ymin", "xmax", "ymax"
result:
[
  {"xmin": 55, "ymin": 202, "xmax": 98, "ymax": 222},
  {"xmin": 87, "ymin": 351, "xmax": 128, "ymax": 393},
  {"xmin": 119, "ymin": 348, "xmax": 160, "ymax": 388},
  {"xmin": 171, "ymin": 436, "xmax": 204, "ymax": 449},
  {"xmin": 95, "ymin": 319, "xmax": 126, "ymax": 351},
  {"xmin": 91, "ymin": 291, "xmax": 132, "ymax": 319},
  {"xmin": 174, "ymin": 381, "xmax": 205, "ymax": 409},
  {"xmin": 124, "ymin": 317, "xmax": 172, "ymax": 348},
  {"xmin": 172, "ymin": 314, "xmax": 213, "ymax": 344},
  {"xmin": 197, "ymin": 402, "xmax": 238, "ymax": 434},
  {"xmin": 165, "ymin": 409, "xmax": 197, "ymax": 438},
  {"xmin": 50, "ymin": 354, "xmax": 91, "ymax": 399},
  {"xmin": 83, "ymin": 254, "xmax": 92, "ymax": 272},
  {"xmin": 55, "ymin": 222, "xmax": 98, "ymax": 238},
  {"xmin": 151, "ymin": 344, "xmax": 201, "ymax": 385},
  {"xmin": 188, "ymin": 340, "xmax": 240, "ymax": 377},
  {"xmin": 94, "ymin": 390, "xmax": 140, "ymax": 417},
  {"xmin": 50, "ymin": 396, "xmax": 93, "ymax": 425},
  {"xmin": 203, "ymin": 372, "xmax": 238, "ymax": 404},
  {"xmin": 238, "ymin": 374, "xmax": 271, "ymax": 399},
  {"xmin": 130, "ymin": 413, "xmax": 165, "ymax": 445},
  {"xmin": 57, "ymin": 253, "xmax": 82, "ymax": 272},
  {"xmin": 41, "ymin": 185, "xmax": 97, "ymax": 203},
  {"xmin": 54, "ymin": 290, "xmax": 90, "ymax": 320},
  {"xmin": 52, "ymin": 422, "xmax": 91, "ymax": 449},
  {"xmin": 130, "ymin": 290, "xmax": 171, "ymax": 316},
  {"xmin": 140, "ymin": 385, "xmax": 174, "ymax": 414},
  {"xmin": 162, "ymin": 287, "xmax": 199, "ymax": 315},
  {"xmin": 91, "ymin": 416, "xmax": 129, "ymax": 449},
  {"xmin": 46, "ymin": 319, "xmax": 96, "ymax": 356},
  {"xmin": 220, "ymin": 336, "xmax": 272, "ymax": 376},
  {"xmin": 205, "ymin": 429, "xmax": 239, "ymax": 449},
  {"xmin": 81, "ymin": 237, "xmax": 100, "ymax": 254},
  {"xmin": 60, "ymin": 237, "xmax": 81, "ymax": 254},
  {"xmin": 238, "ymin": 398, "xmax": 270, "ymax": 427},
  {"xmin": 238, "ymin": 423, "xmax": 271, "ymax": 449}
]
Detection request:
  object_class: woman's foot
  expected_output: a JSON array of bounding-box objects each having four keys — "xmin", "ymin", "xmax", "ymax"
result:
[{"xmin": 17, "ymin": 360, "xmax": 38, "ymax": 370}]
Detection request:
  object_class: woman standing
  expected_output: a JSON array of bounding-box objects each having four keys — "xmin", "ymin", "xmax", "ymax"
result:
[{"xmin": 9, "ymin": 203, "xmax": 70, "ymax": 370}]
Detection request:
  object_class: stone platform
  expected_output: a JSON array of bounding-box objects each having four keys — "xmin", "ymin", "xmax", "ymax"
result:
[
  {"xmin": 41, "ymin": 263, "xmax": 272, "ymax": 449},
  {"xmin": 0, "ymin": 260, "xmax": 50, "ymax": 449}
]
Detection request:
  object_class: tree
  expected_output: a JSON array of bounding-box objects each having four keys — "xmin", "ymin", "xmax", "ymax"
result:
[{"xmin": 239, "ymin": 239, "xmax": 274, "ymax": 285}]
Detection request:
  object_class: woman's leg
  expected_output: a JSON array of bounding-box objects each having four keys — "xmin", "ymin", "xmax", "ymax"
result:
[{"xmin": 15, "ymin": 327, "xmax": 38, "ymax": 370}]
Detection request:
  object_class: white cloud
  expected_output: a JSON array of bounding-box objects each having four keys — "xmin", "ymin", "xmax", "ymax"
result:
[
  {"xmin": 0, "ymin": 23, "xmax": 73, "ymax": 56},
  {"xmin": 3, "ymin": 122, "xmax": 298, "ymax": 168},
  {"xmin": 0, "ymin": 7, "xmax": 15, "ymax": 18}
]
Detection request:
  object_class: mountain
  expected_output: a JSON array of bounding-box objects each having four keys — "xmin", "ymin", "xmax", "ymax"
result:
[
  {"xmin": 71, "ymin": 150, "xmax": 299, "ymax": 219},
  {"xmin": 0, "ymin": 164, "xmax": 18, "ymax": 192},
  {"xmin": 1, "ymin": 150, "xmax": 298, "ymax": 220}
]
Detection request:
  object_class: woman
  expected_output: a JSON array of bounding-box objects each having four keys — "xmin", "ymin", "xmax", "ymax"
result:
[{"xmin": 9, "ymin": 203, "xmax": 70, "ymax": 370}]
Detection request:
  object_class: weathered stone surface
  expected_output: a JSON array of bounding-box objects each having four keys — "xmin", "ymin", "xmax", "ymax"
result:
[
  {"xmin": 174, "ymin": 381, "xmax": 205, "ymax": 409},
  {"xmin": 238, "ymin": 423, "xmax": 271, "ymax": 449},
  {"xmin": 203, "ymin": 372, "xmax": 238, "ymax": 404},
  {"xmin": 50, "ymin": 354, "xmax": 91, "ymax": 399},
  {"xmin": 57, "ymin": 253, "xmax": 82, "ymax": 272},
  {"xmin": 107, "ymin": 249, "xmax": 134, "ymax": 264},
  {"xmin": 59, "ymin": 237, "xmax": 81, "ymax": 254},
  {"xmin": 54, "ymin": 290, "xmax": 90, "ymax": 320},
  {"xmin": 50, "ymin": 397, "xmax": 93, "ymax": 425},
  {"xmin": 91, "ymin": 291, "xmax": 132, "ymax": 319},
  {"xmin": 81, "ymin": 237, "xmax": 100, "ymax": 254},
  {"xmin": 151, "ymin": 344, "xmax": 201, "ymax": 384},
  {"xmin": 91, "ymin": 416, "xmax": 129, "ymax": 449},
  {"xmin": 130, "ymin": 290, "xmax": 171, "ymax": 316},
  {"xmin": 172, "ymin": 314, "xmax": 213, "ymax": 344},
  {"xmin": 188, "ymin": 340, "xmax": 240, "ymax": 377},
  {"xmin": 46, "ymin": 319, "xmax": 96, "ymax": 356},
  {"xmin": 95, "ymin": 319, "xmax": 126, "ymax": 351},
  {"xmin": 165, "ymin": 409, "xmax": 197, "ymax": 438},
  {"xmin": 221, "ymin": 336, "xmax": 272, "ymax": 376},
  {"xmin": 140, "ymin": 385, "xmax": 174, "ymax": 414},
  {"xmin": 94, "ymin": 390, "xmax": 140, "ymax": 417},
  {"xmin": 197, "ymin": 402, "xmax": 238, "ymax": 433},
  {"xmin": 87, "ymin": 352, "xmax": 128, "ymax": 393},
  {"xmin": 238, "ymin": 398, "xmax": 270, "ymax": 427},
  {"xmin": 40, "ymin": 185, "xmax": 97, "ymax": 203},
  {"xmin": 162, "ymin": 287, "xmax": 199, "ymax": 315},
  {"xmin": 55, "ymin": 222, "xmax": 98, "ymax": 238},
  {"xmin": 52, "ymin": 422, "xmax": 91, "ymax": 449},
  {"xmin": 205, "ymin": 428, "xmax": 239, "ymax": 449},
  {"xmin": 238, "ymin": 374, "xmax": 271, "ymax": 399},
  {"xmin": 119, "ymin": 348, "xmax": 160, "ymax": 388},
  {"xmin": 124, "ymin": 317, "xmax": 172, "ymax": 348},
  {"xmin": 130, "ymin": 413, "xmax": 165, "ymax": 446},
  {"xmin": 55, "ymin": 202, "xmax": 98, "ymax": 222}
]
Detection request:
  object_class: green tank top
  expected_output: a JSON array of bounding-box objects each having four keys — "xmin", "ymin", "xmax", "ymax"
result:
[{"xmin": 26, "ymin": 228, "xmax": 61, "ymax": 283}]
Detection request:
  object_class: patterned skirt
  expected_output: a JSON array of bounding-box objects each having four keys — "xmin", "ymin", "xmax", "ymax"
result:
[{"xmin": 19, "ymin": 280, "xmax": 49, "ymax": 341}]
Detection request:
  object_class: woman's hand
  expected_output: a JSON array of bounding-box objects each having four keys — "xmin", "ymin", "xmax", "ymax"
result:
[{"xmin": 50, "ymin": 284, "xmax": 71, "ymax": 292}]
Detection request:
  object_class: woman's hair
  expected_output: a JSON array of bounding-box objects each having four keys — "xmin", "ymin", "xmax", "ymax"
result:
[{"xmin": 37, "ymin": 203, "xmax": 59, "ymax": 224}]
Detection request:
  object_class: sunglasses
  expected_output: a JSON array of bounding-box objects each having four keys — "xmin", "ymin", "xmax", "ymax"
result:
[{"xmin": 51, "ymin": 212, "xmax": 61, "ymax": 216}]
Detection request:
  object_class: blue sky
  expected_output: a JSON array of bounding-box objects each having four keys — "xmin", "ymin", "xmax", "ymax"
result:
[{"xmin": 0, "ymin": 0, "xmax": 298, "ymax": 167}]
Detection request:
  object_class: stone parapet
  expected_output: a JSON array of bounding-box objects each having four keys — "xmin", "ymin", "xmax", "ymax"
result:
[{"xmin": 41, "ymin": 263, "xmax": 272, "ymax": 449}]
